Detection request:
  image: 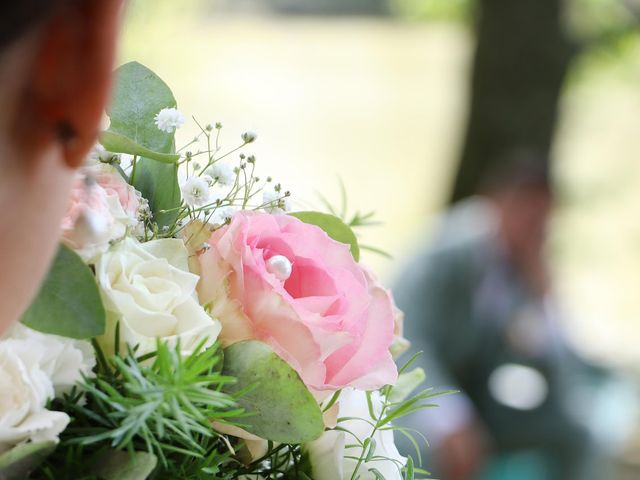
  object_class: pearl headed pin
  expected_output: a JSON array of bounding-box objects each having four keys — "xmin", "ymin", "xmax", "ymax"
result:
[{"xmin": 266, "ymin": 255, "xmax": 293, "ymax": 281}]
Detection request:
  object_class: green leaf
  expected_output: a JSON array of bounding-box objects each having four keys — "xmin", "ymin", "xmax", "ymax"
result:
[
  {"xmin": 364, "ymin": 437, "xmax": 377, "ymax": 462},
  {"xmin": 0, "ymin": 441, "xmax": 56, "ymax": 480},
  {"xmin": 222, "ymin": 340, "xmax": 324, "ymax": 443},
  {"xmin": 20, "ymin": 244, "xmax": 105, "ymax": 339},
  {"xmin": 107, "ymin": 61, "xmax": 176, "ymax": 154},
  {"xmin": 289, "ymin": 211, "xmax": 360, "ymax": 261},
  {"xmin": 404, "ymin": 455, "xmax": 415, "ymax": 480},
  {"xmin": 369, "ymin": 467, "xmax": 386, "ymax": 480},
  {"xmin": 107, "ymin": 61, "xmax": 181, "ymax": 227},
  {"xmin": 100, "ymin": 130, "xmax": 180, "ymax": 164},
  {"xmin": 132, "ymin": 159, "xmax": 181, "ymax": 228},
  {"xmin": 88, "ymin": 449, "xmax": 157, "ymax": 480}
]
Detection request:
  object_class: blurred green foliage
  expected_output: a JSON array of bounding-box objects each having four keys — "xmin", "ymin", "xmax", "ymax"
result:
[
  {"xmin": 567, "ymin": 0, "xmax": 640, "ymax": 82},
  {"xmin": 569, "ymin": 0, "xmax": 639, "ymax": 41},
  {"xmin": 391, "ymin": 0, "xmax": 639, "ymax": 47},
  {"xmin": 390, "ymin": 0, "xmax": 639, "ymax": 80},
  {"xmin": 391, "ymin": 0, "xmax": 472, "ymax": 21}
]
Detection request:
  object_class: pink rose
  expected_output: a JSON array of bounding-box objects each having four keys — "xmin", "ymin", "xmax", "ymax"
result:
[
  {"xmin": 197, "ymin": 212, "xmax": 398, "ymax": 392},
  {"xmin": 61, "ymin": 164, "xmax": 141, "ymax": 261},
  {"xmin": 92, "ymin": 165, "xmax": 140, "ymax": 218},
  {"xmin": 62, "ymin": 177, "xmax": 102, "ymax": 231}
]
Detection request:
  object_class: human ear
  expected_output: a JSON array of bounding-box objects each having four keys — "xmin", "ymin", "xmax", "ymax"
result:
[{"xmin": 16, "ymin": 0, "xmax": 125, "ymax": 169}]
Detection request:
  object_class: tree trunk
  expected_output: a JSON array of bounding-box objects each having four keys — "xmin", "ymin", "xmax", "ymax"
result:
[{"xmin": 450, "ymin": 0, "xmax": 575, "ymax": 203}]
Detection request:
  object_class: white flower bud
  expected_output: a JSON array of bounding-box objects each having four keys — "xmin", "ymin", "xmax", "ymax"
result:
[{"xmin": 241, "ymin": 130, "xmax": 257, "ymax": 144}]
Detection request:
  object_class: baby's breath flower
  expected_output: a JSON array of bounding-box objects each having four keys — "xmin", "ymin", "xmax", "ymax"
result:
[
  {"xmin": 202, "ymin": 174, "xmax": 214, "ymax": 187},
  {"xmin": 262, "ymin": 189, "xmax": 279, "ymax": 205},
  {"xmin": 263, "ymin": 189, "xmax": 291, "ymax": 214},
  {"xmin": 207, "ymin": 163, "xmax": 235, "ymax": 186},
  {"xmin": 154, "ymin": 107, "xmax": 185, "ymax": 134},
  {"xmin": 181, "ymin": 177, "xmax": 210, "ymax": 208},
  {"xmin": 211, "ymin": 206, "xmax": 237, "ymax": 226}
]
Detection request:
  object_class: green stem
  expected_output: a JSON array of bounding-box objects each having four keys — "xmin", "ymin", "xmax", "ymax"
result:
[{"xmin": 130, "ymin": 155, "xmax": 138, "ymax": 184}]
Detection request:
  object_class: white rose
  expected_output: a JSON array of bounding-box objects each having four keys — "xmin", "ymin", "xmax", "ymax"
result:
[
  {"xmin": 306, "ymin": 389, "xmax": 406, "ymax": 480},
  {"xmin": 96, "ymin": 237, "xmax": 221, "ymax": 357},
  {"xmin": 0, "ymin": 326, "xmax": 95, "ymax": 453},
  {"xmin": 8, "ymin": 324, "xmax": 95, "ymax": 397},
  {"xmin": 0, "ymin": 342, "xmax": 64, "ymax": 453}
]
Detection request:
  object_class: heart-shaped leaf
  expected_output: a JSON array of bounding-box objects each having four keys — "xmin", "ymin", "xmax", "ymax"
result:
[
  {"xmin": 222, "ymin": 341, "xmax": 324, "ymax": 443},
  {"xmin": 20, "ymin": 244, "xmax": 105, "ymax": 339}
]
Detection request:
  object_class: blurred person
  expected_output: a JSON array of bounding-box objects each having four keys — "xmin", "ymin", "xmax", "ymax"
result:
[
  {"xmin": 0, "ymin": 0, "xmax": 123, "ymax": 334},
  {"xmin": 394, "ymin": 154, "xmax": 612, "ymax": 480}
]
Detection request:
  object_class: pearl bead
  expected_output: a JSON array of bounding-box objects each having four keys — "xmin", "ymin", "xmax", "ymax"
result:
[
  {"xmin": 266, "ymin": 255, "xmax": 292, "ymax": 281},
  {"xmin": 74, "ymin": 207, "xmax": 108, "ymax": 245}
]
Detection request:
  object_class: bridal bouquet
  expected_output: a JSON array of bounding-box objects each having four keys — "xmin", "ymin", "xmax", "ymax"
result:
[{"xmin": 0, "ymin": 63, "xmax": 436, "ymax": 480}]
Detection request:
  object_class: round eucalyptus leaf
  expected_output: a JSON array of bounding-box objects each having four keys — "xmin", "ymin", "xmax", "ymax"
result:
[
  {"xmin": 89, "ymin": 449, "xmax": 157, "ymax": 480},
  {"xmin": 107, "ymin": 61, "xmax": 177, "ymax": 154},
  {"xmin": 20, "ymin": 244, "xmax": 105, "ymax": 339},
  {"xmin": 108, "ymin": 61, "xmax": 181, "ymax": 228},
  {"xmin": 222, "ymin": 340, "xmax": 324, "ymax": 443},
  {"xmin": 0, "ymin": 441, "xmax": 56, "ymax": 480}
]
